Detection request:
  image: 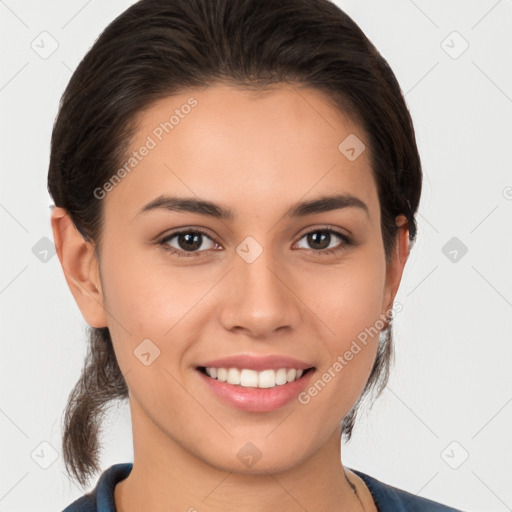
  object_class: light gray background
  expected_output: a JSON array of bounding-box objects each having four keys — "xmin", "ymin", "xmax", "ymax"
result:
[{"xmin": 1, "ymin": 1, "xmax": 511, "ymax": 511}]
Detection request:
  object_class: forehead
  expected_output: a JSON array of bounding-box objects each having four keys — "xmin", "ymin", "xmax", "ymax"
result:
[{"xmin": 105, "ymin": 83, "xmax": 379, "ymax": 222}]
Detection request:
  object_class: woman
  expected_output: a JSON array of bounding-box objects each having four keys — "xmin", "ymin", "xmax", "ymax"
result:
[{"xmin": 49, "ymin": 0, "xmax": 465, "ymax": 510}]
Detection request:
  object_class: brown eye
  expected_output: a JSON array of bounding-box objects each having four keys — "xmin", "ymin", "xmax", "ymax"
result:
[
  {"xmin": 160, "ymin": 229, "xmax": 219, "ymax": 257},
  {"xmin": 295, "ymin": 228, "xmax": 351, "ymax": 255}
]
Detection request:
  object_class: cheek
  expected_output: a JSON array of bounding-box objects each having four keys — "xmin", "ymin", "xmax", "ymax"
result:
[
  {"xmin": 304, "ymin": 250, "xmax": 387, "ymax": 341},
  {"xmin": 97, "ymin": 245, "xmax": 170, "ymax": 362},
  {"xmin": 101, "ymin": 246, "xmax": 196, "ymax": 333},
  {"xmin": 295, "ymin": 251, "xmax": 387, "ymax": 410},
  {"xmin": 98, "ymin": 244, "xmax": 225, "ymax": 383}
]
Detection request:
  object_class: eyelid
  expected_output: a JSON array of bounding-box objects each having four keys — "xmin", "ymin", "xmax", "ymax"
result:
[{"xmin": 295, "ymin": 224, "xmax": 351, "ymax": 240}]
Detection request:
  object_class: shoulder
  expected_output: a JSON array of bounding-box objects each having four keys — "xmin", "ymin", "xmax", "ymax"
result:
[
  {"xmin": 61, "ymin": 463, "xmax": 133, "ymax": 512},
  {"xmin": 350, "ymin": 468, "xmax": 467, "ymax": 512}
]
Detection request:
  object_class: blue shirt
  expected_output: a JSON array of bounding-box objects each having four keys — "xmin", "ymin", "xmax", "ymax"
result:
[{"xmin": 61, "ymin": 463, "xmax": 466, "ymax": 511}]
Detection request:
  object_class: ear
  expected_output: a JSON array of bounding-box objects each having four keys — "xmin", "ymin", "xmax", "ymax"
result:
[
  {"xmin": 50, "ymin": 206, "xmax": 108, "ymax": 328},
  {"xmin": 381, "ymin": 214, "xmax": 410, "ymax": 317}
]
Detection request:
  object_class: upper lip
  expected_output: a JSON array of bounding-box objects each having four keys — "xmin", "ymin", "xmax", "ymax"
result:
[{"xmin": 197, "ymin": 354, "xmax": 314, "ymax": 371}]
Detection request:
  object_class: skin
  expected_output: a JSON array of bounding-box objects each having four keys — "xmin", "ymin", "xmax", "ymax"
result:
[{"xmin": 52, "ymin": 83, "xmax": 409, "ymax": 512}]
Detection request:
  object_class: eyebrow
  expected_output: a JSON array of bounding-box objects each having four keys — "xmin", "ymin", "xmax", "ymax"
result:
[{"xmin": 137, "ymin": 193, "xmax": 369, "ymax": 220}]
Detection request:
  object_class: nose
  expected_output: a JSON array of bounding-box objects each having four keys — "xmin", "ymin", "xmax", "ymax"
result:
[{"xmin": 219, "ymin": 245, "xmax": 301, "ymax": 338}]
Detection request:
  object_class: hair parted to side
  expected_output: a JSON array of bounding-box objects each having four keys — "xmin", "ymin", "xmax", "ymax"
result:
[{"xmin": 48, "ymin": 0, "xmax": 422, "ymax": 488}]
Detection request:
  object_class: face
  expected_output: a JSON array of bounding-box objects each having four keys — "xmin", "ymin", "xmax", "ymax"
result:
[{"xmin": 71, "ymin": 83, "xmax": 408, "ymax": 473}]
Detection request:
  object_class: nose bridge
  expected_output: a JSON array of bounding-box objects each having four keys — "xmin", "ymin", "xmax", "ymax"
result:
[
  {"xmin": 236, "ymin": 236, "xmax": 286, "ymax": 306},
  {"xmin": 221, "ymin": 235, "xmax": 300, "ymax": 335},
  {"xmin": 238, "ymin": 245, "xmax": 281, "ymax": 298}
]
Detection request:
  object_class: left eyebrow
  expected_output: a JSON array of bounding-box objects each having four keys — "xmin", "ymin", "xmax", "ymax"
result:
[
  {"xmin": 286, "ymin": 194, "xmax": 370, "ymax": 219},
  {"xmin": 136, "ymin": 193, "xmax": 370, "ymax": 221}
]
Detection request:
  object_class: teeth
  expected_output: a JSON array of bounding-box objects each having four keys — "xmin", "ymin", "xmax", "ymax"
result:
[
  {"xmin": 240, "ymin": 369, "xmax": 258, "ymax": 387},
  {"xmin": 227, "ymin": 368, "xmax": 240, "ymax": 385},
  {"xmin": 275, "ymin": 368, "xmax": 287, "ymax": 385},
  {"xmin": 258, "ymin": 369, "xmax": 275, "ymax": 388},
  {"xmin": 203, "ymin": 367, "xmax": 308, "ymax": 388}
]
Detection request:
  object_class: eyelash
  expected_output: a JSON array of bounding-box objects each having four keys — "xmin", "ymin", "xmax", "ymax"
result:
[{"xmin": 158, "ymin": 227, "xmax": 352, "ymax": 259}]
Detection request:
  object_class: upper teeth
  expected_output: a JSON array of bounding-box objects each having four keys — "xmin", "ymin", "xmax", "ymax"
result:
[{"xmin": 204, "ymin": 367, "xmax": 305, "ymax": 388}]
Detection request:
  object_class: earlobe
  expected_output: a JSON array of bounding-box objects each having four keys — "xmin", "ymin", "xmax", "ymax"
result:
[{"xmin": 50, "ymin": 206, "xmax": 108, "ymax": 328}]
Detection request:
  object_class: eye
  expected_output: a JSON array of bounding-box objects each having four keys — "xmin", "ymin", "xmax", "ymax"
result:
[
  {"xmin": 294, "ymin": 228, "xmax": 352, "ymax": 256},
  {"xmin": 159, "ymin": 229, "xmax": 220, "ymax": 258},
  {"xmin": 159, "ymin": 226, "xmax": 352, "ymax": 259}
]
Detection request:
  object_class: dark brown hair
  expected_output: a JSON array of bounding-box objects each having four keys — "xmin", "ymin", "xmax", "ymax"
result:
[{"xmin": 48, "ymin": 0, "xmax": 422, "ymax": 487}]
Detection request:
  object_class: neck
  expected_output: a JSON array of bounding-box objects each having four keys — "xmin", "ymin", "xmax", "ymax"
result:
[{"xmin": 115, "ymin": 398, "xmax": 366, "ymax": 512}]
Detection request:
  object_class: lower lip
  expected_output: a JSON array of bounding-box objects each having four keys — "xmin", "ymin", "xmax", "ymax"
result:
[{"xmin": 197, "ymin": 368, "xmax": 315, "ymax": 412}]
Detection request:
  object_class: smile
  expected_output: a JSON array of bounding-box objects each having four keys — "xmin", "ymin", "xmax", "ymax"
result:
[
  {"xmin": 200, "ymin": 367, "xmax": 311, "ymax": 388},
  {"xmin": 197, "ymin": 365, "xmax": 316, "ymax": 412}
]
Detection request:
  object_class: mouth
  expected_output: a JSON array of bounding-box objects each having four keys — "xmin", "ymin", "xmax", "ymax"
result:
[
  {"xmin": 194, "ymin": 354, "xmax": 317, "ymax": 412},
  {"xmin": 196, "ymin": 365, "xmax": 316, "ymax": 412},
  {"xmin": 196, "ymin": 366, "xmax": 315, "ymax": 389}
]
